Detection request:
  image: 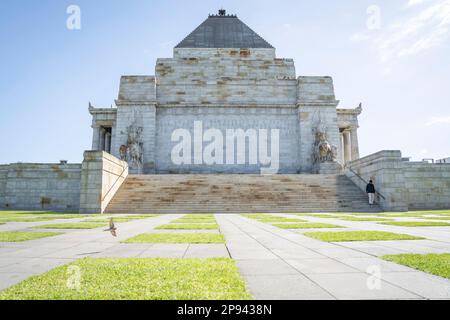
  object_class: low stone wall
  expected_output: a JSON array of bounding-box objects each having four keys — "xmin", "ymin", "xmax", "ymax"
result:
[
  {"xmin": 0, "ymin": 163, "xmax": 82, "ymax": 212},
  {"xmin": 346, "ymin": 150, "xmax": 450, "ymax": 211},
  {"xmin": 403, "ymin": 162, "xmax": 450, "ymax": 210},
  {"xmin": 79, "ymin": 151, "xmax": 128, "ymax": 214}
]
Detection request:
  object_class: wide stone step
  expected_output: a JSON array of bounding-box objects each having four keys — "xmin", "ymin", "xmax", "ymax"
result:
[{"xmin": 105, "ymin": 174, "xmax": 382, "ymax": 214}]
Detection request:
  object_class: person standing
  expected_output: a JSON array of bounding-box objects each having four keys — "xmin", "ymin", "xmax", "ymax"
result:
[{"xmin": 366, "ymin": 180, "xmax": 376, "ymax": 205}]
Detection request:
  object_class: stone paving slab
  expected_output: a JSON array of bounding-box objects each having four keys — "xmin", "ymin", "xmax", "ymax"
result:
[
  {"xmin": 307, "ymin": 273, "xmax": 421, "ymax": 300},
  {"xmin": 139, "ymin": 244, "xmax": 189, "ymax": 258},
  {"xmin": 236, "ymin": 260, "xmax": 299, "ymax": 276},
  {"xmin": 184, "ymin": 244, "xmax": 230, "ymax": 258},
  {"xmin": 92, "ymin": 244, "xmax": 153, "ymax": 258},
  {"xmin": 218, "ymin": 214, "xmax": 450, "ymax": 300},
  {"xmin": 286, "ymin": 258, "xmax": 360, "ymax": 274},
  {"xmin": 244, "ymin": 274, "xmax": 335, "ymax": 300},
  {"xmin": 381, "ymin": 272, "xmax": 450, "ymax": 299},
  {"xmin": 336, "ymin": 257, "xmax": 415, "ymax": 273}
]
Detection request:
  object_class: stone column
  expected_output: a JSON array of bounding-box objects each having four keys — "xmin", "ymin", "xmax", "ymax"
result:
[
  {"xmin": 92, "ymin": 126, "xmax": 100, "ymax": 150},
  {"xmin": 340, "ymin": 133, "xmax": 345, "ymax": 165},
  {"xmin": 343, "ymin": 130, "xmax": 352, "ymax": 164},
  {"xmin": 350, "ymin": 127, "xmax": 360, "ymax": 160},
  {"xmin": 105, "ymin": 133, "xmax": 111, "ymax": 154},
  {"xmin": 99, "ymin": 128, "xmax": 106, "ymax": 152}
]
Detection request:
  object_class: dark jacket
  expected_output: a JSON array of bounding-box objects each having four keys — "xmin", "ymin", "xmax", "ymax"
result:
[{"xmin": 366, "ymin": 183, "xmax": 376, "ymax": 194}]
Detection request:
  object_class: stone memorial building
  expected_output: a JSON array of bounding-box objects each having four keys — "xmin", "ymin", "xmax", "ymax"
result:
[{"xmin": 0, "ymin": 11, "xmax": 449, "ymax": 214}]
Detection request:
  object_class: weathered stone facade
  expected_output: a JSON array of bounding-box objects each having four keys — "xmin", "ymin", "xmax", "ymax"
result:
[{"xmin": 89, "ymin": 14, "xmax": 358, "ymax": 174}]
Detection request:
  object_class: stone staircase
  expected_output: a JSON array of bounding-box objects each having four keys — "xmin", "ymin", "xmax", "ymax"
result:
[{"xmin": 104, "ymin": 174, "xmax": 382, "ymax": 214}]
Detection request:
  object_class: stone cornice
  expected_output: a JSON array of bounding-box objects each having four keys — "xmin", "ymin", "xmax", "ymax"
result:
[
  {"xmin": 115, "ymin": 100, "xmax": 157, "ymax": 106},
  {"xmin": 89, "ymin": 107, "xmax": 117, "ymax": 115},
  {"xmin": 337, "ymin": 106, "xmax": 363, "ymax": 115},
  {"xmin": 156, "ymin": 103, "xmax": 297, "ymax": 109},
  {"xmin": 297, "ymin": 100, "xmax": 340, "ymax": 107}
]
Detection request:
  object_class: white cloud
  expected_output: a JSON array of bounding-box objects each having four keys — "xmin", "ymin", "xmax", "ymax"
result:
[
  {"xmin": 406, "ymin": 0, "xmax": 429, "ymax": 7},
  {"xmin": 351, "ymin": 0, "xmax": 450, "ymax": 65},
  {"xmin": 425, "ymin": 116, "xmax": 450, "ymax": 126}
]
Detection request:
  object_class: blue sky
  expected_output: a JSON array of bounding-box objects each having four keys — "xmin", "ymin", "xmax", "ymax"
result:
[{"xmin": 0, "ymin": 0, "xmax": 449, "ymax": 164}]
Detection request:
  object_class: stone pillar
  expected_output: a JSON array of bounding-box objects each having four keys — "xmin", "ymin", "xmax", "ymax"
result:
[
  {"xmin": 340, "ymin": 133, "xmax": 345, "ymax": 165},
  {"xmin": 343, "ymin": 130, "xmax": 352, "ymax": 164},
  {"xmin": 105, "ymin": 133, "xmax": 111, "ymax": 154},
  {"xmin": 350, "ymin": 127, "xmax": 360, "ymax": 160},
  {"xmin": 99, "ymin": 128, "xmax": 106, "ymax": 152},
  {"xmin": 92, "ymin": 126, "xmax": 100, "ymax": 150}
]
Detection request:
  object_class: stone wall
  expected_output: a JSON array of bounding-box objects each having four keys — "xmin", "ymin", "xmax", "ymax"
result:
[
  {"xmin": 79, "ymin": 151, "xmax": 128, "ymax": 214},
  {"xmin": 155, "ymin": 106, "xmax": 300, "ymax": 174},
  {"xmin": 0, "ymin": 163, "xmax": 82, "ymax": 212},
  {"xmin": 0, "ymin": 165, "xmax": 9, "ymax": 208},
  {"xmin": 113, "ymin": 76, "xmax": 157, "ymax": 174},
  {"xmin": 403, "ymin": 162, "xmax": 450, "ymax": 210},
  {"xmin": 346, "ymin": 150, "xmax": 450, "ymax": 211},
  {"xmin": 297, "ymin": 77, "xmax": 340, "ymax": 173},
  {"xmin": 156, "ymin": 48, "xmax": 297, "ymax": 106}
]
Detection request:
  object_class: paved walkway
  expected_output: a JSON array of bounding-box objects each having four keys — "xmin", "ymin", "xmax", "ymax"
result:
[
  {"xmin": 0, "ymin": 213, "xmax": 449, "ymax": 299},
  {"xmin": 217, "ymin": 214, "xmax": 450, "ymax": 300}
]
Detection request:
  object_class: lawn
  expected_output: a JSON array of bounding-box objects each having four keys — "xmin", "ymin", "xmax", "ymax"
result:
[
  {"xmin": 182, "ymin": 215, "xmax": 215, "ymax": 219},
  {"xmin": 171, "ymin": 220, "xmax": 217, "ymax": 224},
  {"xmin": 255, "ymin": 218, "xmax": 308, "ymax": 223},
  {"xmin": 304, "ymin": 231, "xmax": 425, "ymax": 242},
  {"xmin": 157, "ymin": 224, "xmax": 219, "ymax": 230},
  {"xmin": 419, "ymin": 217, "xmax": 450, "ymax": 221},
  {"xmin": 0, "ymin": 258, "xmax": 252, "ymax": 300},
  {"xmin": 33, "ymin": 223, "xmax": 107, "ymax": 230},
  {"xmin": 382, "ymin": 254, "xmax": 450, "ymax": 279},
  {"xmin": 379, "ymin": 221, "xmax": 450, "ymax": 227},
  {"xmin": 85, "ymin": 218, "xmax": 135, "ymax": 223},
  {"xmin": 123, "ymin": 233, "xmax": 225, "ymax": 244},
  {"xmin": 0, "ymin": 231, "xmax": 63, "ymax": 242},
  {"xmin": 0, "ymin": 217, "xmax": 61, "ymax": 223},
  {"xmin": 293, "ymin": 214, "xmax": 341, "ymax": 219},
  {"xmin": 272, "ymin": 223, "xmax": 344, "ymax": 229},
  {"xmin": 338, "ymin": 217, "xmax": 393, "ymax": 222}
]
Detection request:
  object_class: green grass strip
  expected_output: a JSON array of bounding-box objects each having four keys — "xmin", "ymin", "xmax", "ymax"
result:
[
  {"xmin": 0, "ymin": 217, "xmax": 61, "ymax": 223},
  {"xmin": 382, "ymin": 254, "xmax": 450, "ymax": 279},
  {"xmin": 293, "ymin": 214, "xmax": 341, "ymax": 218},
  {"xmin": 170, "ymin": 220, "xmax": 217, "ymax": 224},
  {"xmin": 157, "ymin": 223, "xmax": 219, "ymax": 230},
  {"xmin": 0, "ymin": 258, "xmax": 252, "ymax": 300},
  {"xmin": 256, "ymin": 218, "xmax": 308, "ymax": 223},
  {"xmin": 304, "ymin": 231, "xmax": 425, "ymax": 242},
  {"xmin": 123, "ymin": 233, "xmax": 225, "ymax": 244},
  {"xmin": 339, "ymin": 217, "xmax": 393, "ymax": 221},
  {"xmin": 379, "ymin": 221, "xmax": 450, "ymax": 227},
  {"xmin": 0, "ymin": 231, "xmax": 63, "ymax": 242},
  {"xmin": 272, "ymin": 223, "xmax": 344, "ymax": 229},
  {"xmin": 33, "ymin": 223, "xmax": 107, "ymax": 230}
]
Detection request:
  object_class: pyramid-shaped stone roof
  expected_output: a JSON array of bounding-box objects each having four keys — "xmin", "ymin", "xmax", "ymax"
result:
[{"xmin": 175, "ymin": 12, "xmax": 273, "ymax": 49}]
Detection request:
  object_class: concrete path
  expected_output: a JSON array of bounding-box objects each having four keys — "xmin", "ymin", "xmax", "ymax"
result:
[{"xmin": 216, "ymin": 214, "xmax": 450, "ymax": 300}]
